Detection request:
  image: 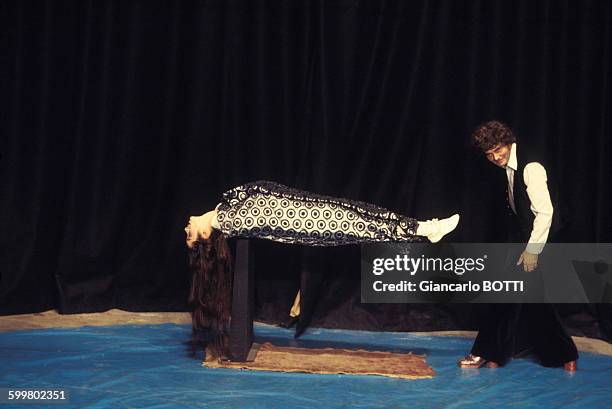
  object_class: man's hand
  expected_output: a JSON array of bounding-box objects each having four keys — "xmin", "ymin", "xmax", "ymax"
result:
[{"xmin": 517, "ymin": 250, "xmax": 539, "ymax": 272}]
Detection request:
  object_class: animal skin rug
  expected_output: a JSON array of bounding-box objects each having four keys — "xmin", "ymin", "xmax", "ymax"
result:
[{"xmin": 204, "ymin": 342, "xmax": 435, "ymax": 380}]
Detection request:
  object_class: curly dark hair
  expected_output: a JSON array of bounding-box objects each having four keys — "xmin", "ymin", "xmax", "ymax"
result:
[{"xmin": 471, "ymin": 120, "xmax": 516, "ymax": 152}]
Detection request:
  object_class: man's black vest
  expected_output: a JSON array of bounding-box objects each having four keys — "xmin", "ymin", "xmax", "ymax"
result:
[{"xmin": 510, "ymin": 144, "xmax": 566, "ymax": 243}]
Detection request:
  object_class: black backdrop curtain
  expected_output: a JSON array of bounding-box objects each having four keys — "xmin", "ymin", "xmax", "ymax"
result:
[{"xmin": 1, "ymin": 0, "xmax": 611, "ymax": 340}]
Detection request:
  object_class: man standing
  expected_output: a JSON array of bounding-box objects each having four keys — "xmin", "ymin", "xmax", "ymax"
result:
[{"xmin": 459, "ymin": 120, "xmax": 578, "ymax": 371}]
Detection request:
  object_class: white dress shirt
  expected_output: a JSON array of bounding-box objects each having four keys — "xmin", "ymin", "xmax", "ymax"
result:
[{"xmin": 505, "ymin": 143, "xmax": 554, "ymax": 254}]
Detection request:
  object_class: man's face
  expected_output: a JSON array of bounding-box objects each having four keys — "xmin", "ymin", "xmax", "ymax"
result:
[{"xmin": 484, "ymin": 144, "xmax": 511, "ymax": 168}]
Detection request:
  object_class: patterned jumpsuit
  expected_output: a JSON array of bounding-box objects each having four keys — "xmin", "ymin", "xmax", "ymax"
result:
[{"xmin": 214, "ymin": 181, "xmax": 420, "ymax": 246}]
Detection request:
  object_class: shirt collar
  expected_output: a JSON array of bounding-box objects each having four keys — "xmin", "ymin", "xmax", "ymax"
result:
[{"xmin": 506, "ymin": 143, "xmax": 517, "ymax": 171}]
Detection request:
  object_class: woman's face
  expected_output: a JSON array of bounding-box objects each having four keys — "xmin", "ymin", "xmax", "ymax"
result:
[{"xmin": 184, "ymin": 214, "xmax": 212, "ymax": 249}]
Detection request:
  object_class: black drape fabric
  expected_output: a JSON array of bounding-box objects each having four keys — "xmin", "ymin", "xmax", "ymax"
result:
[{"xmin": 1, "ymin": 1, "xmax": 611, "ymax": 340}]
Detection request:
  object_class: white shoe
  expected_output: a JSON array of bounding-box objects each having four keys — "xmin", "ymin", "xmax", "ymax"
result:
[{"xmin": 420, "ymin": 214, "xmax": 460, "ymax": 243}]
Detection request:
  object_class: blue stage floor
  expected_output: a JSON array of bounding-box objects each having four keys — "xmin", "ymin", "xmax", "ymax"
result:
[{"xmin": 1, "ymin": 323, "xmax": 611, "ymax": 408}]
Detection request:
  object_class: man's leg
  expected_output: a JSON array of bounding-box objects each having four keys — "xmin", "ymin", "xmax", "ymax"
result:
[
  {"xmin": 461, "ymin": 237, "xmax": 524, "ymax": 368},
  {"xmin": 523, "ymin": 303, "xmax": 578, "ymax": 369},
  {"xmin": 466, "ymin": 303, "xmax": 521, "ymax": 366}
]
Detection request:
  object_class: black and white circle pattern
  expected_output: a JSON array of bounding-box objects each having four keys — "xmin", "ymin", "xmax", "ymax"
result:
[{"xmin": 217, "ymin": 181, "xmax": 419, "ymax": 246}]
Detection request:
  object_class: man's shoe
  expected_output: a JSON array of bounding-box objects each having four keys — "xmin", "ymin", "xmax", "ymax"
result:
[
  {"xmin": 564, "ymin": 360, "xmax": 577, "ymax": 372},
  {"xmin": 458, "ymin": 354, "xmax": 498, "ymax": 368},
  {"xmin": 422, "ymin": 214, "xmax": 460, "ymax": 243}
]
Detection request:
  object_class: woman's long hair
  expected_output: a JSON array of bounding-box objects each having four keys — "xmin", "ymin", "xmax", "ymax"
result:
[{"xmin": 188, "ymin": 229, "xmax": 233, "ymax": 359}]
